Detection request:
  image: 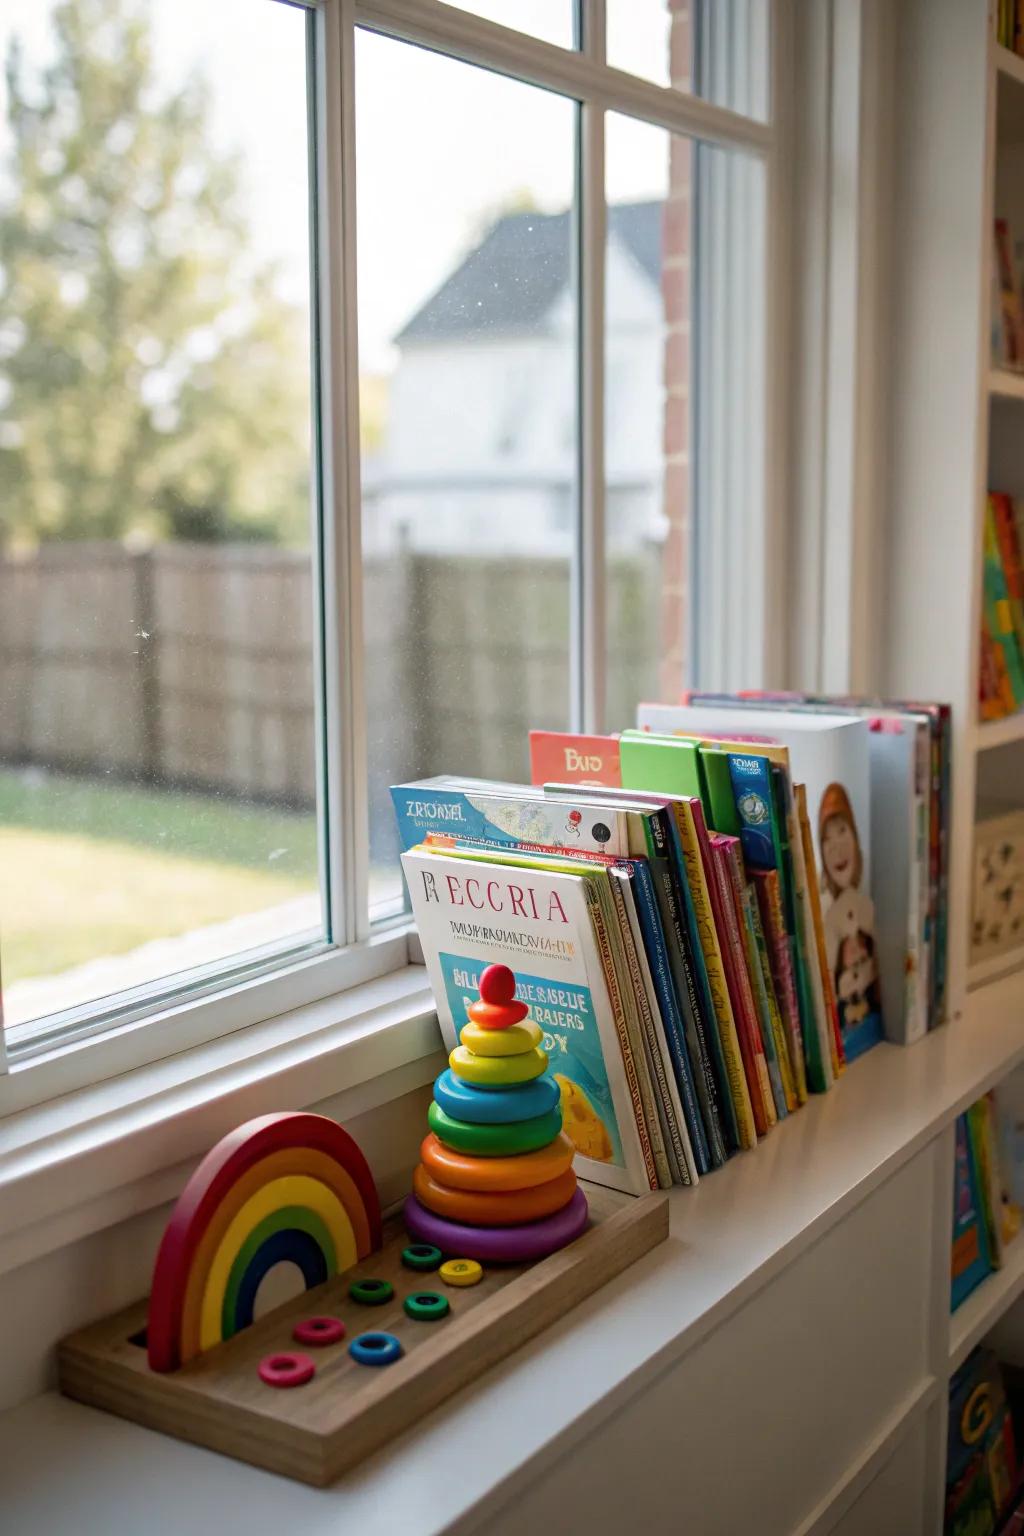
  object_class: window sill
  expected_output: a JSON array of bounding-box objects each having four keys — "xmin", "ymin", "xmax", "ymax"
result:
[{"xmin": 0, "ymin": 963, "xmax": 442, "ymax": 1280}]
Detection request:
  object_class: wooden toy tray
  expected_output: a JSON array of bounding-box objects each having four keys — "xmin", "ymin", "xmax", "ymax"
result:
[{"xmin": 59, "ymin": 1183, "xmax": 669, "ymax": 1486}]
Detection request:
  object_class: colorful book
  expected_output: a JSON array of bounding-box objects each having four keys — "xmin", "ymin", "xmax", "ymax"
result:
[
  {"xmin": 402, "ymin": 844, "xmax": 652, "ymax": 1194},
  {"xmin": 984, "ymin": 497, "xmax": 1024, "ymax": 707},
  {"xmin": 946, "ymin": 1349, "xmax": 1018, "ymax": 1534},
  {"xmin": 529, "ymin": 731, "xmax": 622, "ymax": 788},
  {"xmin": 706, "ymin": 833, "xmax": 773, "ymax": 1133},
  {"xmin": 719, "ymin": 834, "xmax": 789, "ymax": 1120},
  {"xmin": 752, "ymin": 869, "xmax": 807, "ymax": 1103},
  {"xmin": 952, "ymin": 1112, "xmax": 994, "ymax": 1311}
]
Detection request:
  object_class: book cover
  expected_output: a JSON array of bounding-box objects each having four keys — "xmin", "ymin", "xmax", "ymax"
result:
[
  {"xmin": 991, "ymin": 1071, "xmax": 1024, "ymax": 1236},
  {"xmin": 391, "ymin": 778, "xmax": 632, "ymax": 859},
  {"xmin": 968, "ymin": 1096, "xmax": 1008, "ymax": 1269},
  {"xmin": 984, "ymin": 497, "xmax": 1024, "ymax": 707},
  {"xmin": 946, "ymin": 1348, "xmax": 1018, "ymax": 1532},
  {"xmin": 402, "ymin": 845, "xmax": 651, "ymax": 1195},
  {"xmin": 995, "ymin": 218, "xmax": 1024, "ymax": 366},
  {"xmin": 952, "ymin": 1113, "xmax": 995, "ymax": 1311},
  {"xmin": 991, "ymin": 493, "xmax": 1024, "ymax": 664},
  {"xmin": 529, "ymin": 731, "xmax": 622, "ymax": 788}
]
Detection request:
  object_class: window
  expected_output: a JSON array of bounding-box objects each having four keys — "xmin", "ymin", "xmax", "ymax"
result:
[{"xmin": 0, "ymin": 0, "xmax": 778, "ymax": 1102}]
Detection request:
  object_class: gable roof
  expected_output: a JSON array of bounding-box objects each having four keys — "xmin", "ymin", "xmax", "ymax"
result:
[{"xmin": 395, "ymin": 200, "xmax": 663, "ymax": 344}]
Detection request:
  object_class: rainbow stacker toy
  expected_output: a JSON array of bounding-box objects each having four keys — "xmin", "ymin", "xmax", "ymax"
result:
[
  {"xmin": 59, "ymin": 1084, "xmax": 667, "ymax": 1485},
  {"xmin": 405, "ymin": 964, "xmax": 590, "ymax": 1262}
]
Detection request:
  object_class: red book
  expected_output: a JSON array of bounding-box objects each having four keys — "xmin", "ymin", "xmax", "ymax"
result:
[
  {"xmin": 528, "ymin": 731, "xmax": 621, "ymax": 788},
  {"xmin": 707, "ymin": 834, "xmax": 771, "ymax": 1136}
]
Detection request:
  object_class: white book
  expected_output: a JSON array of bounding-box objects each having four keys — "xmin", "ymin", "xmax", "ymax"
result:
[
  {"xmin": 868, "ymin": 719, "xmax": 929, "ymax": 1045},
  {"xmin": 402, "ymin": 845, "xmax": 652, "ymax": 1195}
]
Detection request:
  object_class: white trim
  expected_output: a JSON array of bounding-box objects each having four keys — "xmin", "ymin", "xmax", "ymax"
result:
[
  {"xmin": 579, "ymin": 76, "xmax": 607, "ymax": 729},
  {"xmin": 354, "ymin": 0, "xmax": 773, "ymax": 155},
  {"xmin": 0, "ymin": 963, "xmax": 439, "ymax": 1279}
]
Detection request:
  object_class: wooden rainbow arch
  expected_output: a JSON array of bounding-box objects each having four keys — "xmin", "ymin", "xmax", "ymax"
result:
[{"xmin": 147, "ymin": 1112, "xmax": 381, "ymax": 1372}]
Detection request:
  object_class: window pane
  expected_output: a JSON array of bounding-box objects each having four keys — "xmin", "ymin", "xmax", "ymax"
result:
[
  {"xmin": 606, "ymin": 0, "xmax": 769, "ymax": 122},
  {"xmin": 0, "ymin": 0, "xmax": 323, "ymax": 1036},
  {"xmin": 604, "ymin": 110, "xmax": 765, "ymax": 721},
  {"xmin": 440, "ymin": 2, "xmax": 575, "ymax": 48},
  {"xmin": 356, "ymin": 32, "xmax": 577, "ymax": 919}
]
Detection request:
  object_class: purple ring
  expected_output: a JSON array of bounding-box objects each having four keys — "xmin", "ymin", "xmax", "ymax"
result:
[{"xmin": 404, "ymin": 1186, "xmax": 589, "ymax": 1263}]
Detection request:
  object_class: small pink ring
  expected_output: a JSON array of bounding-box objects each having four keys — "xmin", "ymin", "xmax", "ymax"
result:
[
  {"xmin": 293, "ymin": 1315, "xmax": 346, "ymax": 1347},
  {"xmin": 258, "ymin": 1351, "xmax": 316, "ymax": 1388}
]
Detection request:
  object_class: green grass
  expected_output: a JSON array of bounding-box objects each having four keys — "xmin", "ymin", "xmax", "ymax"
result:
[{"xmin": 0, "ymin": 768, "xmax": 320, "ymax": 988}]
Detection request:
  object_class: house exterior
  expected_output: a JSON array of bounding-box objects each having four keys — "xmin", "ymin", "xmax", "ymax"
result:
[{"xmin": 363, "ymin": 201, "xmax": 669, "ymax": 556}]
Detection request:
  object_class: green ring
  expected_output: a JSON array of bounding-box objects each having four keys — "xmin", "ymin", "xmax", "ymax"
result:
[
  {"xmin": 427, "ymin": 1102, "xmax": 563, "ymax": 1157},
  {"xmin": 401, "ymin": 1244, "xmax": 443, "ymax": 1272},
  {"xmin": 349, "ymin": 1277, "xmax": 394, "ymax": 1306},
  {"xmin": 222, "ymin": 1206, "xmax": 336, "ymax": 1340},
  {"xmin": 403, "ymin": 1291, "xmax": 450, "ymax": 1322}
]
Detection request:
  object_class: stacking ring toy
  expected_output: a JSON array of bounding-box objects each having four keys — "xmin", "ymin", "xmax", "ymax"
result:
[
  {"xmin": 401, "ymin": 1243, "xmax": 442, "ymax": 1272},
  {"xmin": 403, "ymin": 1291, "xmax": 450, "ymax": 1322},
  {"xmin": 348, "ymin": 1277, "xmax": 393, "ymax": 1306},
  {"xmin": 432, "ymin": 1069, "xmax": 560, "ymax": 1126},
  {"xmin": 420, "ymin": 1131, "xmax": 576, "ymax": 1192},
  {"xmin": 349, "ymin": 1332, "xmax": 403, "ymax": 1367},
  {"xmin": 439, "ymin": 1258, "xmax": 483, "ymax": 1287},
  {"xmin": 460, "ymin": 1019, "xmax": 542, "ymax": 1057},
  {"xmin": 405, "ymin": 1188, "xmax": 590, "ymax": 1264},
  {"xmin": 258, "ymin": 1351, "xmax": 315, "ymax": 1387},
  {"xmin": 467, "ymin": 997, "xmax": 529, "ymax": 1030},
  {"xmin": 479, "ymin": 963, "xmax": 517, "ymax": 1004},
  {"xmin": 427, "ymin": 1102, "xmax": 562, "ymax": 1157},
  {"xmin": 414, "ymin": 1165, "xmax": 578, "ymax": 1227},
  {"xmin": 449, "ymin": 1044, "xmax": 548, "ymax": 1089},
  {"xmin": 292, "ymin": 1315, "xmax": 345, "ymax": 1347}
]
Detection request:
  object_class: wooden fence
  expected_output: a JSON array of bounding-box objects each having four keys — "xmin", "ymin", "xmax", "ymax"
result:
[{"xmin": 0, "ymin": 542, "xmax": 662, "ymax": 857}]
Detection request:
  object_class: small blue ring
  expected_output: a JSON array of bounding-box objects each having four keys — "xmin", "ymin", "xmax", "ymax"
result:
[
  {"xmin": 433, "ymin": 1068, "xmax": 560, "ymax": 1125},
  {"xmin": 349, "ymin": 1331, "xmax": 403, "ymax": 1367}
]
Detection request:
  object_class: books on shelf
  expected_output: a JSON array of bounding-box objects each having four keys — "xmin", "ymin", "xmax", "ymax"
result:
[
  {"xmin": 980, "ymin": 493, "xmax": 1024, "ymax": 723},
  {"xmin": 973, "ymin": 810, "xmax": 1024, "ymax": 964},
  {"xmin": 946, "ymin": 1347, "xmax": 1019, "ymax": 1535},
  {"xmin": 951, "ymin": 1087, "xmax": 1024, "ymax": 1313},
  {"xmin": 997, "ymin": 0, "xmax": 1024, "ymax": 56},
  {"xmin": 993, "ymin": 218, "xmax": 1024, "ymax": 370}
]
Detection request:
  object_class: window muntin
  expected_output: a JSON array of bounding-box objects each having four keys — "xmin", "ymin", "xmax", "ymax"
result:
[
  {"xmin": 0, "ymin": 0, "xmax": 324, "ymax": 1038},
  {"xmin": 438, "ymin": 2, "xmax": 575, "ymax": 48}
]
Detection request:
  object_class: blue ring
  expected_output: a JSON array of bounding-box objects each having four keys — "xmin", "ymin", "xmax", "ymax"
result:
[
  {"xmin": 433, "ymin": 1069, "xmax": 560, "ymax": 1125},
  {"xmin": 233, "ymin": 1230, "xmax": 327, "ymax": 1337},
  {"xmin": 349, "ymin": 1331, "xmax": 403, "ymax": 1367}
]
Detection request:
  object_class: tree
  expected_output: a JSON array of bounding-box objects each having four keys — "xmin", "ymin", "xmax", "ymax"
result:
[{"xmin": 0, "ymin": 0, "xmax": 311, "ymax": 548}]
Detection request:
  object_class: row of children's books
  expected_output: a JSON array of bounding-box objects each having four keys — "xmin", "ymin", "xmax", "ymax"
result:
[
  {"xmin": 981, "ymin": 493, "xmax": 1024, "ymax": 721},
  {"xmin": 946, "ymin": 1347, "xmax": 1022, "ymax": 1535},
  {"xmin": 952, "ymin": 1079, "xmax": 1024, "ymax": 1312},
  {"xmin": 997, "ymin": 0, "xmax": 1024, "ymax": 54},
  {"xmin": 993, "ymin": 219, "xmax": 1024, "ymax": 371},
  {"xmin": 392, "ymin": 693, "xmax": 951, "ymax": 1196}
]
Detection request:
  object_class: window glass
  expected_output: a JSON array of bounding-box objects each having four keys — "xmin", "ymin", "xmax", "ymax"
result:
[
  {"xmin": 356, "ymin": 31, "xmax": 576, "ymax": 918},
  {"xmin": 0, "ymin": 0, "xmax": 323, "ymax": 1036},
  {"xmin": 606, "ymin": 0, "xmax": 769, "ymax": 122}
]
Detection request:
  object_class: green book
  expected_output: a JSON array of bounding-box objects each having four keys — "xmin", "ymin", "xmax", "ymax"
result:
[{"xmin": 619, "ymin": 732, "xmax": 707, "ymax": 810}]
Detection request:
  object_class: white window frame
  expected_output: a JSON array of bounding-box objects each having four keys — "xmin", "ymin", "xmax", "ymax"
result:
[{"xmin": 0, "ymin": 0, "xmax": 785, "ymax": 1118}]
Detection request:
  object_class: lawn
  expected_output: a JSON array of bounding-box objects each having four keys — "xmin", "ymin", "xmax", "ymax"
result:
[{"xmin": 0, "ymin": 767, "xmax": 320, "ymax": 988}]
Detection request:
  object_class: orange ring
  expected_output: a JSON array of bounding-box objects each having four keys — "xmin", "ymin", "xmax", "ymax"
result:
[
  {"xmin": 419, "ymin": 1131, "xmax": 576, "ymax": 1193},
  {"xmin": 413, "ymin": 1164, "xmax": 577, "ymax": 1226}
]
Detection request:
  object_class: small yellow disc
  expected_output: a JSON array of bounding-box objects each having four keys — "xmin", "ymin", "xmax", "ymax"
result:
[
  {"xmin": 460, "ymin": 1019, "xmax": 542, "ymax": 1058},
  {"xmin": 449, "ymin": 1044, "xmax": 548, "ymax": 1088},
  {"xmin": 439, "ymin": 1258, "xmax": 483, "ymax": 1288}
]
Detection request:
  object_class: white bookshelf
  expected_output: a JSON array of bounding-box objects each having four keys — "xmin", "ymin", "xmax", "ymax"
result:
[
  {"xmin": 989, "ymin": 365, "xmax": 1024, "ymax": 399},
  {"xmin": 950, "ymin": 1235, "xmax": 1024, "ymax": 1373},
  {"xmin": 974, "ymin": 711, "xmax": 1024, "ymax": 748}
]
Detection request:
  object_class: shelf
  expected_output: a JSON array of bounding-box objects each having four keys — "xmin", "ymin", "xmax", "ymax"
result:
[
  {"xmin": 989, "ymin": 368, "xmax": 1024, "ymax": 401},
  {"xmin": 996, "ymin": 45, "xmax": 1024, "ymax": 139},
  {"xmin": 997, "ymin": 43, "xmax": 1024, "ymax": 91},
  {"xmin": 975, "ymin": 713, "xmax": 1024, "ymax": 749},
  {"xmin": 969, "ymin": 945, "xmax": 1024, "ymax": 991},
  {"xmin": 950, "ymin": 1234, "xmax": 1024, "ymax": 1372}
]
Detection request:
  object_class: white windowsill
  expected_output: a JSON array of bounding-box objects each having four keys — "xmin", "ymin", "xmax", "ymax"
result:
[{"xmin": 0, "ymin": 963, "xmax": 443, "ymax": 1280}]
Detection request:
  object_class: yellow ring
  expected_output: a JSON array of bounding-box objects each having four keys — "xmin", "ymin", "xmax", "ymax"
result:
[
  {"xmin": 449, "ymin": 1044, "xmax": 548, "ymax": 1088},
  {"xmin": 198, "ymin": 1176, "xmax": 357, "ymax": 1352},
  {"xmin": 459, "ymin": 1020, "xmax": 542, "ymax": 1057},
  {"xmin": 439, "ymin": 1258, "xmax": 483, "ymax": 1288}
]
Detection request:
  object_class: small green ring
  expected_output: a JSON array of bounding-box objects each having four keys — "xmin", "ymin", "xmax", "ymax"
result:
[
  {"xmin": 401, "ymin": 1243, "xmax": 443, "ymax": 1272},
  {"xmin": 349, "ymin": 1278, "xmax": 394, "ymax": 1306},
  {"xmin": 403, "ymin": 1291, "xmax": 450, "ymax": 1322}
]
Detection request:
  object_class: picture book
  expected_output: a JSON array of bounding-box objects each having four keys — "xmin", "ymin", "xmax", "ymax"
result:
[
  {"xmin": 946, "ymin": 1348, "xmax": 1018, "ymax": 1535},
  {"xmin": 706, "ymin": 832, "xmax": 773, "ymax": 1133},
  {"xmin": 752, "ymin": 868, "xmax": 808, "ymax": 1103},
  {"xmin": 952, "ymin": 1112, "xmax": 995, "ymax": 1311},
  {"xmin": 390, "ymin": 778, "xmax": 632, "ymax": 858},
  {"xmin": 718, "ymin": 833, "xmax": 789, "ymax": 1120},
  {"xmin": 529, "ymin": 731, "xmax": 621, "ymax": 788},
  {"xmin": 401, "ymin": 844, "xmax": 652, "ymax": 1195},
  {"xmin": 991, "ymin": 1069, "xmax": 1024, "ymax": 1233}
]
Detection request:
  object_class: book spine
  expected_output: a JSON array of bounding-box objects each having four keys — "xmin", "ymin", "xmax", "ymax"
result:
[
  {"xmin": 715, "ymin": 837, "xmax": 778, "ymax": 1128},
  {"xmin": 612, "ymin": 869, "xmax": 691, "ymax": 1185},
  {"xmin": 747, "ymin": 880, "xmax": 798, "ymax": 1112},
  {"xmin": 583, "ymin": 883, "xmax": 659, "ymax": 1191},
  {"xmin": 649, "ymin": 812, "xmax": 729, "ymax": 1167},
  {"xmin": 967, "ymin": 1097, "xmax": 1003, "ymax": 1270},
  {"xmin": 676, "ymin": 799, "xmax": 756, "ymax": 1149},
  {"xmin": 708, "ymin": 839, "xmax": 771, "ymax": 1134},
  {"xmin": 625, "ymin": 860, "xmax": 700, "ymax": 1183},
  {"xmin": 638, "ymin": 816, "xmax": 715, "ymax": 1172},
  {"xmin": 752, "ymin": 869, "xmax": 808, "ymax": 1104},
  {"xmin": 722, "ymin": 839, "xmax": 785, "ymax": 1122},
  {"xmin": 605, "ymin": 875, "xmax": 676, "ymax": 1189}
]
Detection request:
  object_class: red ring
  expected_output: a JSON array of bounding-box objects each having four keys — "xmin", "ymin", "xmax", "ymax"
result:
[
  {"xmin": 258, "ymin": 1351, "xmax": 316, "ymax": 1388},
  {"xmin": 293, "ymin": 1315, "xmax": 346, "ymax": 1347}
]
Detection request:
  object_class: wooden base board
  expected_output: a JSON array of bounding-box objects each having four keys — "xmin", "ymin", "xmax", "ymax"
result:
[{"xmin": 59, "ymin": 1183, "xmax": 669, "ymax": 1486}]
